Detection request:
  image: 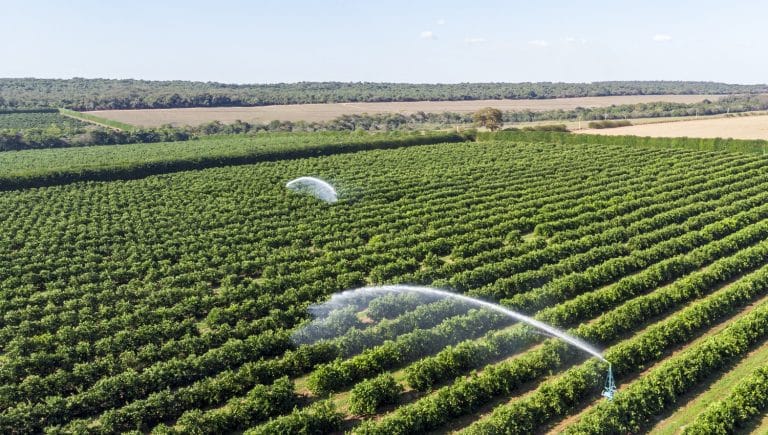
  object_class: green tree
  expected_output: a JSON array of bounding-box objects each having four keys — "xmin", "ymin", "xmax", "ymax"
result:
[{"xmin": 473, "ymin": 107, "xmax": 503, "ymax": 131}]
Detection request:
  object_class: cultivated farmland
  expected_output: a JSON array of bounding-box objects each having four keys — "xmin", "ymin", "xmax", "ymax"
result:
[
  {"xmin": 579, "ymin": 113, "xmax": 768, "ymax": 140},
  {"xmin": 0, "ymin": 110, "xmax": 86, "ymax": 130},
  {"xmin": 1, "ymin": 133, "xmax": 767, "ymax": 433},
  {"xmin": 87, "ymin": 94, "xmax": 724, "ymax": 127}
]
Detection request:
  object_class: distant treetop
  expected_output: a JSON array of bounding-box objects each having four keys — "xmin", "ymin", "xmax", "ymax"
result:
[{"xmin": 0, "ymin": 78, "xmax": 766, "ymax": 111}]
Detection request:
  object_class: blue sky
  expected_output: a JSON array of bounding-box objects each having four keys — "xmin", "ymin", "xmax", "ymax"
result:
[{"xmin": 2, "ymin": 0, "xmax": 766, "ymax": 84}]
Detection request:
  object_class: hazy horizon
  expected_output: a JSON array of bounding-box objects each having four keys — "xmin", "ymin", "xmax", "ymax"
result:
[
  {"xmin": 3, "ymin": 0, "xmax": 767, "ymax": 84},
  {"xmin": 4, "ymin": 77, "xmax": 767, "ymax": 87}
]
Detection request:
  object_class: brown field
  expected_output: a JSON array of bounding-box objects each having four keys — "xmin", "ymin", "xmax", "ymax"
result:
[
  {"xmin": 577, "ymin": 113, "xmax": 768, "ymax": 140},
  {"xmin": 88, "ymin": 94, "xmax": 722, "ymax": 127}
]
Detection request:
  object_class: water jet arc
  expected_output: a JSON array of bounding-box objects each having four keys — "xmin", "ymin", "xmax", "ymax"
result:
[
  {"xmin": 339, "ymin": 285, "xmax": 606, "ymax": 361},
  {"xmin": 286, "ymin": 176, "xmax": 338, "ymax": 203}
]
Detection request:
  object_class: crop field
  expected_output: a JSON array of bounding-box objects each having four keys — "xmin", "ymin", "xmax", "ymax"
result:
[
  {"xmin": 2, "ymin": 133, "xmax": 768, "ymax": 434},
  {"xmin": 0, "ymin": 131, "xmax": 458, "ymax": 188},
  {"xmin": 87, "ymin": 94, "xmax": 723, "ymax": 127},
  {"xmin": 580, "ymin": 113, "xmax": 768, "ymax": 140},
  {"xmin": 0, "ymin": 111, "xmax": 87, "ymax": 130}
]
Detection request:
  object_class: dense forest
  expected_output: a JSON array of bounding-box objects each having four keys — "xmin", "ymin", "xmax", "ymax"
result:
[{"xmin": 1, "ymin": 78, "xmax": 766, "ymax": 110}]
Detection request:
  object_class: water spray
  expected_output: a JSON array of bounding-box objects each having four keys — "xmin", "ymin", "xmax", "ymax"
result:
[
  {"xmin": 286, "ymin": 176, "xmax": 338, "ymax": 203},
  {"xmin": 298, "ymin": 285, "xmax": 617, "ymax": 399},
  {"xmin": 358, "ymin": 285, "xmax": 607, "ymax": 361}
]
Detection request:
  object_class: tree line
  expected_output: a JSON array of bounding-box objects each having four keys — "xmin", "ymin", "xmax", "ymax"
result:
[
  {"xmin": 1, "ymin": 78, "xmax": 766, "ymax": 110},
  {"xmin": 1, "ymin": 94, "xmax": 767, "ymax": 151}
]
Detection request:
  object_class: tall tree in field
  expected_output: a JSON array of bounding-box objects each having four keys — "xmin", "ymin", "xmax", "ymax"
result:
[{"xmin": 473, "ymin": 107, "xmax": 503, "ymax": 131}]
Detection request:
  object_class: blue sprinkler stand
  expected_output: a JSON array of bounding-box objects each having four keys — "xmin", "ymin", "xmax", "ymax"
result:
[{"xmin": 602, "ymin": 363, "xmax": 617, "ymax": 400}]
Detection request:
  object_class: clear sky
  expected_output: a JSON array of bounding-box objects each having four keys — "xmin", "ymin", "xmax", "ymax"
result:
[{"xmin": 2, "ymin": 0, "xmax": 766, "ymax": 84}]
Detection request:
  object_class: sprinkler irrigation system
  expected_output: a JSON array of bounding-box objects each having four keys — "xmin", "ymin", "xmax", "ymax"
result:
[
  {"xmin": 298, "ymin": 285, "xmax": 618, "ymax": 401},
  {"xmin": 602, "ymin": 364, "xmax": 617, "ymax": 400},
  {"xmin": 286, "ymin": 176, "xmax": 338, "ymax": 203}
]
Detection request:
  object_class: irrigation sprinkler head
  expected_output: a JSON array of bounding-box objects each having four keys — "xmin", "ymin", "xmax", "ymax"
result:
[{"xmin": 602, "ymin": 363, "xmax": 617, "ymax": 401}]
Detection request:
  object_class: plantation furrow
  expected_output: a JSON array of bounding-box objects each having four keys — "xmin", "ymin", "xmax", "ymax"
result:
[
  {"xmin": 476, "ymin": 179, "xmax": 768, "ymax": 301},
  {"xmin": 530, "ymin": 161, "xmax": 768, "ymax": 238},
  {"xmin": 3, "ymin": 136, "xmax": 768, "ymax": 432},
  {"xmin": 350, "ymin": 149, "xmax": 747, "ymax": 258},
  {"xmin": 0, "ymin": 145, "xmax": 720, "ymax": 316},
  {"xmin": 48, "ymin": 280, "xmax": 504, "ymax": 430},
  {"xmin": 91, "ymin": 377, "xmax": 299, "ymax": 435},
  {"xmin": 51, "ymin": 310, "xmax": 507, "ymax": 433},
  {"xmin": 0, "ymin": 331, "xmax": 293, "ymax": 431},
  {"xmin": 570, "ymin": 292, "xmax": 768, "ymax": 435},
  {"xmin": 354, "ymin": 232, "xmax": 768, "ymax": 434},
  {"xmin": 681, "ymin": 365, "xmax": 768, "ymax": 434},
  {"xmin": 316, "ymin": 211, "xmax": 768, "ymax": 398},
  {"xmin": 3, "ymin": 276, "xmax": 340, "ymax": 384},
  {"xmin": 53, "ymin": 347, "xmax": 331, "ymax": 433},
  {"xmin": 330, "ymin": 154, "xmax": 760, "ymax": 300},
  {"xmin": 242, "ymin": 401, "xmax": 343, "ymax": 435},
  {"xmin": 332, "ymin": 149, "xmax": 732, "ymax": 238},
  {"xmin": 561, "ymin": 297, "xmax": 768, "ymax": 434},
  {"xmin": 531, "ymin": 203, "xmax": 768, "ymax": 326},
  {"xmin": 547, "ymin": 164, "xmax": 768, "ymax": 244},
  {"xmin": 473, "ymin": 291, "xmax": 768, "ymax": 435},
  {"xmin": 330, "ymin": 158, "xmax": 756, "ymax": 282},
  {"xmin": 547, "ymin": 295, "xmax": 768, "ymax": 435},
  {"xmin": 0, "ymin": 145, "xmax": 708, "ymax": 328},
  {"xmin": 303, "ymin": 309, "xmax": 511, "ymax": 396},
  {"xmin": 322, "ymin": 151, "xmax": 629, "ymax": 227},
  {"xmin": 648, "ymin": 337, "xmax": 768, "ymax": 435},
  {"xmin": 749, "ymin": 418, "xmax": 768, "ymax": 434},
  {"xmin": 459, "ymin": 262, "xmax": 768, "ymax": 435},
  {"xmin": 423, "ymin": 226, "xmax": 767, "ymax": 395},
  {"xmin": 359, "ymin": 156, "xmax": 712, "ymax": 261},
  {"xmin": 0, "ymin": 311, "xmax": 303, "ymax": 408},
  {"xmin": 386, "ymin": 205, "xmax": 768, "ymax": 394}
]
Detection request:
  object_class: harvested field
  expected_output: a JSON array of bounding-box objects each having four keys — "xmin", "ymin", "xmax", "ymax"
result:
[
  {"xmin": 87, "ymin": 94, "xmax": 722, "ymax": 127},
  {"xmin": 578, "ymin": 113, "xmax": 768, "ymax": 140}
]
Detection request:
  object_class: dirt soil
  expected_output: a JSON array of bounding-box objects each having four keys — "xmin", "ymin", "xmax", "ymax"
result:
[
  {"xmin": 577, "ymin": 113, "xmax": 768, "ymax": 140},
  {"xmin": 88, "ymin": 95, "xmax": 722, "ymax": 127}
]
